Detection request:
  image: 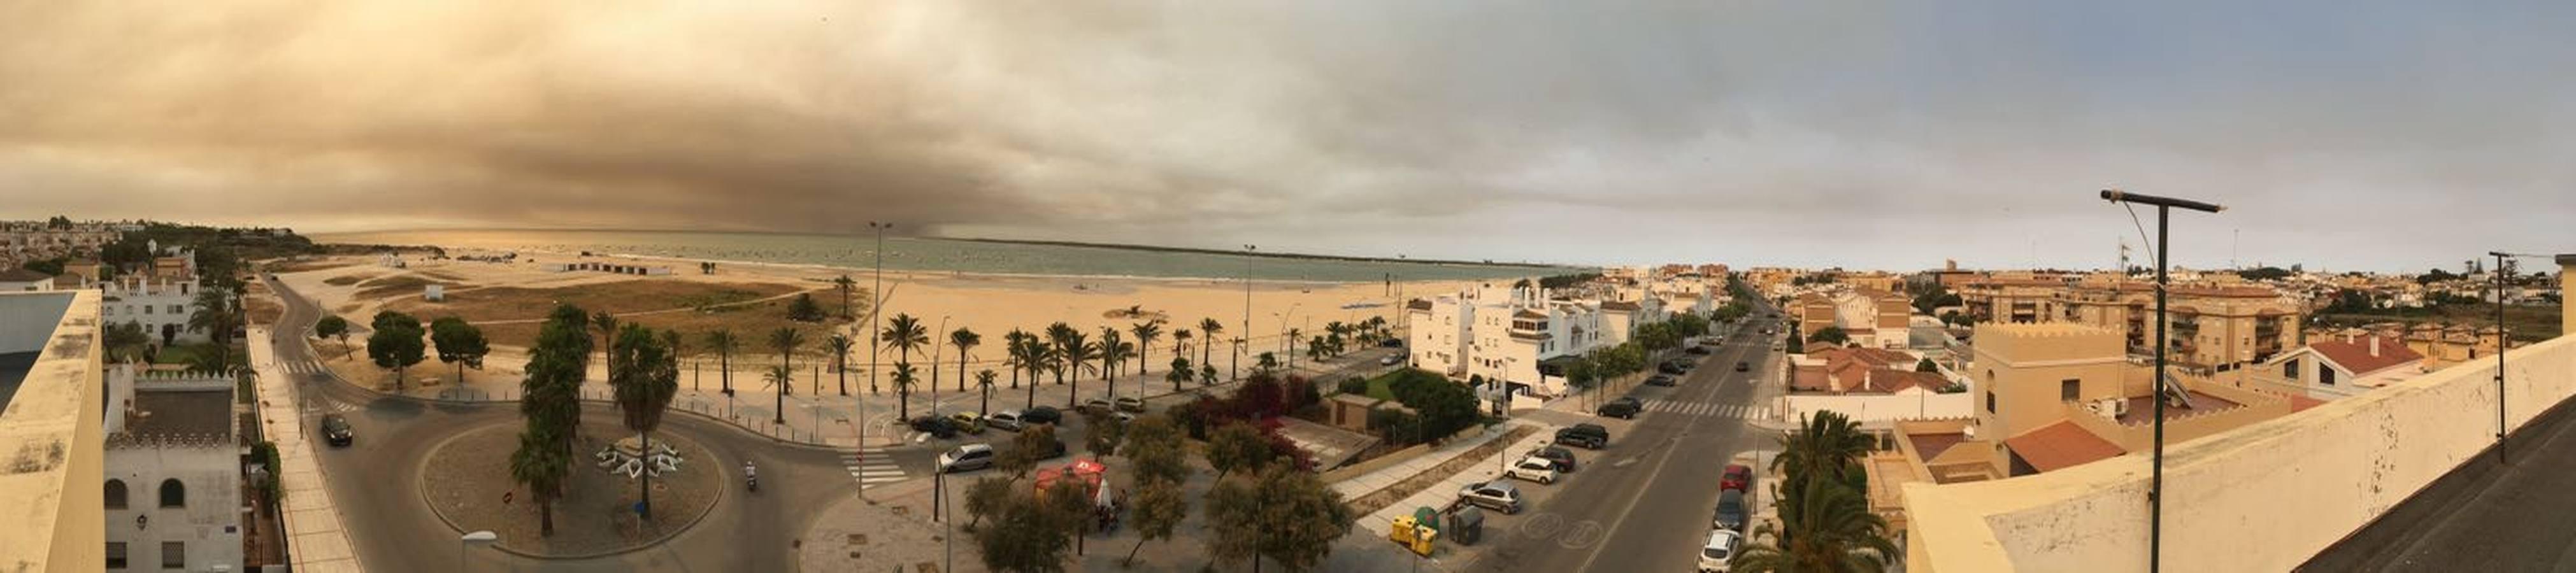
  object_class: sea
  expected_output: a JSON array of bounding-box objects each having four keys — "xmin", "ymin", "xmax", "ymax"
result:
[{"xmin": 311, "ymin": 229, "xmax": 1557, "ymax": 283}]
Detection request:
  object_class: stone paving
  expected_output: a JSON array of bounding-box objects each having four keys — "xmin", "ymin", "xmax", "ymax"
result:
[{"xmin": 251, "ymin": 326, "xmax": 368, "ymax": 573}]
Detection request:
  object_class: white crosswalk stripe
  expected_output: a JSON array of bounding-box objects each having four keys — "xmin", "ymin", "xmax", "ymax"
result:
[
  {"xmin": 1639, "ymin": 399, "xmax": 1770, "ymax": 420},
  {"xmin": 843, "ymin": 448, "xmax": 908, "ymax": 490}
]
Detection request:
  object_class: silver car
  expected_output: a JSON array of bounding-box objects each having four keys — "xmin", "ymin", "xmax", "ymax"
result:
[{"xmin": 1458, "ymin": 480, "xmax": 1524, "ymax": 514}]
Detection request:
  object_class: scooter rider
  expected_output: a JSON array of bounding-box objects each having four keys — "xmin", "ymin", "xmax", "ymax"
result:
[{"xmin": 744, "ymin": 461, "xmax": 758, "ymax": 490}]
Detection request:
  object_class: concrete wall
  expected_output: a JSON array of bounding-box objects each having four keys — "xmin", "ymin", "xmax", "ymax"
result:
[
  {"xmin": 1786, "ymin": 391, "xmax": 1971, "ymax": 423},
  {"xmin": 106, "ymin": 446, "xmax": 243, "ymax": 572},
  {"xmin": 1904, "ymin": 330, "xmax": 2576, "ymax": 573},
  {"xmin": 0, "ymin": 290, "xmax": 105, "ymax": 573}
]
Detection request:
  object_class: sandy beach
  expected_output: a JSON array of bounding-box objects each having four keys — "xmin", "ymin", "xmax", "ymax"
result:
[{"xmin": 263, "ymin": 247, "xmax": 1513, "ymax": 376}]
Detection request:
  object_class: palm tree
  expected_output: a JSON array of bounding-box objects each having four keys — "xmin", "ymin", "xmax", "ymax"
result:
[
  {"xmin": 1172, "ymin": 328, "xmax": 1193, "ymax": 371},
  {"xmin": 1129, "ymin": 321, "xmax": 1163, "ymax": 378},
  {"xmin": 880, "ymin": 313, "xmax": 930, "ymax": 381},
  {"xmin": 1284, "ymin": 327, "xmax": 1302, "ymax": 369},
  {"xmin": 1775, "ymin": 411, "xmax": 1874, "ymax": 496},
  {"xmin": 1003, "ymin": 329, "xmax": 1032, "ymax": 389},
  {"xmin": 609, "ymin": 325, "xmax": 678, "ymax": 519},
  {"xmin": 975, "ymin": 369, "xmax": 998, "ymax": 416},
  {"xmin": 1101, "ymin": 327, "xmax": 1134, "ymax": 400},
  {"xmin": 761, "ymin": 364, "xmax": 794, "ymax": 424},
  {"xmin": 891, "ymin": 361, "xmax": 920, "ymax": 420},
  {"xmin": 826, "ymin": 334, "xmax": 855, "ymax": 396},
  {"xmin": 949, "ymin": 327, "xmax": 981, "ymax": 393},
  {"xmin": 1197, "ymin": 318, "xmax": 1224, "ymax": 378},
  {"xmin": 185, "ymin": 286, "xmax": 241, "ymax": 368},
  {"xmin": 768, "ymin": 327, "xmax": 806, "ymax": 424},
  {"xmin": 1062, "ymin": 330, "xmax": 1095, "ymax": 408},
  {"xmin": 592, "ymin": 311, "xmax": 620, "ymax": 381},
  {"xmin": 1029, "ymin": 343, "xmax": 1059, "ymax": 409},
  {"xmin": 1042, "ymin": 322, "xmax": 1077, "ymax": 383},
  {"xmin": 832, "ymin": 274, "xmax": 857, "ymax": 319},
  {"xmin": 703, "ymin": 330, "xmax": 738, "ymax": 395},
  {"xmin": 1729, "ymin": 474, "xmax": 1898, "ymax": 573},
  {"xmin": 509, "ymin": 425, "xmax": 569, "ymax": 537}
]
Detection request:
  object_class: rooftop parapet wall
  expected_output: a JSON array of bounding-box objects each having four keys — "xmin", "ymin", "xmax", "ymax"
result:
[
  {"xmin": 0, "ymin": 290, "xmax": 106, "ymax": 573},
  {"xmin": 1904, "ymin": 330, "xmax": 2576, "ymax": 573}
]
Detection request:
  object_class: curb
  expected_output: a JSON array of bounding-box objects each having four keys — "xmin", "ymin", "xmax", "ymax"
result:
[{"xmin": 413, "ymin": 423, "xmax": 726, "ymax": 560}]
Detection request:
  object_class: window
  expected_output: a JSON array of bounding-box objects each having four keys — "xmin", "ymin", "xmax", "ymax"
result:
[
  {"xmin": 2282, "ymin": 358, "xmax": 2299, "ymax": 380},
  {"xmin": 143, "ymin": 305, "xmax": 152, "ymax": 315},
  {"xmin": 168, "ymin": 304, "xmax": 182, "ymax": 314},
  {"xmin": 2321, "ymin": 367, "xmax": 2337, "ymax": 386},
  {"xmin": 2061, "ymin": 379, "xmax": 2080, "ymax": 402},
  {"xmin": 106, "ymin": 542, "xmax": 127, "ymax": 569},
  {"xmin": 104, "ymin": 479, "xmax": 127, "ymax": 509},
  {"xmin": 161, "ymin": 541, "xmax": 183, "ymax": 569},
  {"xmin": 1986, "ymin": 391, "xmax": 1998, "ymax": 414},
  {"xmin": 158, "ymin": 479, "xmax": 185, "ymax": 508}
]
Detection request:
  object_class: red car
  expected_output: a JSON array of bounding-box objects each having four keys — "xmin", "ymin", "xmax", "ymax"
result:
[{"xmin": 1721, "ymin": 463, "xmax": 1753, "ymax": 492}]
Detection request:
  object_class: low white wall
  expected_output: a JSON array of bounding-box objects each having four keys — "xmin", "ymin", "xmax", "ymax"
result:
[
  {"xmin": 1787, "ymin": 391, "xmax": 1971, "ymax": 423},
  {"xmin": 1905, "ymin": 333, "xmax": 2576, "ymax": 572}
]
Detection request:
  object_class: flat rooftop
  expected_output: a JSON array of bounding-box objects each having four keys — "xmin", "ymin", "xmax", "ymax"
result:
[
  {"xmin": 0, "ymin": 351, "xmax": 33, "ymax": 414},
  {"xmin": 2117, "ymin": 391, "xmax": 2242, "ymax": 425},
  {"xmin": 120, "ymin": 388, "xmax": 235, "ymax": 441}
]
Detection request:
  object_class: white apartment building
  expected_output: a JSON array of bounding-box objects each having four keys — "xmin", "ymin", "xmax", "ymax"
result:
[
  {"xmin": 103, "ymin": 367, "xmax": 243, "ymax": 572},
  {"xmin": 98, "ymin": 274, "xmax": 206, "ymax": 348},
  {"xmin": 1409, "ymin": 282, "xmax": 1706, "ymax": 398}
]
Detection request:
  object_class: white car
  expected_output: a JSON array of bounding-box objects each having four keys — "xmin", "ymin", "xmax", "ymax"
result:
[
  {"xmin": 1699, "ymin": 529, "xmax": 1741, "ymax": 572},
  {"xmin": 1378, "ymin": 354, "xmax": 1403, "ymax": 366},
  {"xmin": 1506, "ymin": 456, "xmax": 1561, "ymax": 485}
]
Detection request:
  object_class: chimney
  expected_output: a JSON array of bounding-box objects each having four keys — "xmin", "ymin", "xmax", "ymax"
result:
[{"xmin": 2370, "ymin": 336, "xmax": 2381, "ymax": 357}]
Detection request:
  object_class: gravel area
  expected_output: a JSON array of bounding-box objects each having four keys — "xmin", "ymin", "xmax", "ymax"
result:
[{"xmin": 422, "ymin": 421, "xmax": 722, "ymax": 556}]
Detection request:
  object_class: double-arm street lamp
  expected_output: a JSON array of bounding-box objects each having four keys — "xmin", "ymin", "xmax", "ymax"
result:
[{"xmin": 2098, "ymin": 188, "xmax": 2223, "ymax": 573}]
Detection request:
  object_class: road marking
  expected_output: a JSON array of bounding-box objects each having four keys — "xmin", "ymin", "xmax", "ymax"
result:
[{"xmin": 843, "ymin": 448, "xmax": 908, "ymax": 490}]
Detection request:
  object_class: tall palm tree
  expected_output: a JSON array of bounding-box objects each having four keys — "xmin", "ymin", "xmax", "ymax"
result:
[
  {"xmin": 1172, "ymin": 328, "xmax": 1192, "ymax": 371},
  {"xmin": 703, "ymin": 330, "xmax": 738, "ymax": 395},
  {"xmin": 975, "ymin": 369, "xmax": 998, "ymax": 416},
  {"xmin": 1284, "ymin": 327, "xmax": 1303, "ymax": 369},
  {"xmin": 761, "ymin": 364, "xmax": 794, "ymax": 425},
  {"xmin": 768, "ymin": 327, "xmax": 805, "ymax": 424},
  {"xmin": 1098, "ymin": 328, "xmax": 1125, "ymax": 382},
  {"xmin": 509, "ymin": 425, "xmax": 569, "ymax": 537},
  {"xmin": 1198, "ymin": 318, "xmax": 1224, "ymax": 378},
  {"xmin": 826, "ymin": 334, "xmax": 855, "ymax": 396},
  {"xmin": 609, "ymin": 325, "xmax": 678, "ymax": 519},
  {"xmin": 1042, "ymin": 322, "xmax": 1077, "ymax": 383},
  {"xmin": 880, "ymin": 313, "xmax": 930, "ymax": 382},
  {"xmin": 1729, "ymin": 474, "xmax": 1899, "ymax": 573},
  {"xmin": 1003, "ymin": 329, "xmax": 1031, "ymax": 389},
  {"xmin": 832, "ymin": 274, "xmax": 857, "ymax": 319},
  {"xmin": 592, "ymin": 311, "xmax": 620, "ymax": 382},
  {"xmin": 1774, "ymin": 411, "xmax": 1874, "ymax": 497},
  {"xmin": 950, "ymin": 327, "xmax": 982, "ymax": 393},
  {"xmin": 1029, "ymin": 343, "xmax": 1059, "ymax": 409},
  {"xmin": 1062, "ymin": 330, "xmax": 1094, "ymax": 408},
  {"xmin": 891, "ymin": 361, "xmax": 920, "ymax": 420},
  {"xmin": 1129, "ymin": 320, "xmax": 1163, "ymax": 378},
  {"xmin": 185, "ymin": 286, "xmax": 241, "ymax": 368}
]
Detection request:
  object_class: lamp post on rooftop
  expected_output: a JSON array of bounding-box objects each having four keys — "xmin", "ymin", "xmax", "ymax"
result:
[{"xmin": 2098, "ymin": 188, "xmax": 2222, "ymax": 573}]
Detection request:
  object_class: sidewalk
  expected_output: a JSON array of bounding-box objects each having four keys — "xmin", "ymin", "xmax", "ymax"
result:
[
  {"xmin": 1331, "ymin": 420, "xmax": 1556, "ymax": 534},
  {"xmin": 251, "ymin": 327, "xmax": 367, "ymax": 573}
]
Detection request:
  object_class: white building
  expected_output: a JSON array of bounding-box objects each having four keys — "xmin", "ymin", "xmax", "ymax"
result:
[
  {"xmin": 1408, "ymin": 283, "xmax": 1696, "ymax": 398},
  {"xmin": 2259, "ymin": 334, "xmax": 2426, "ymax": 400},
  {"xmin": 103, "ymin": 367, "xmax": 243, "ymax": 572},
  {"xmin": 97, "ymin": 274, "xmax": 206, "ymax": 348},
  {"xmin": 0, "ymin": 268, "xmax": 53, "ymax": 292}
]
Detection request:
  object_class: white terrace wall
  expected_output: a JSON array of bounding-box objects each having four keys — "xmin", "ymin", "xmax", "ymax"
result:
[
  {"xmin": 1904, "ymin": 332, "xmax": 2576, "ymax": 572},
  {"xmin": 1785, "ymin": 391, "xmax": 1971, "ymax": 423}
]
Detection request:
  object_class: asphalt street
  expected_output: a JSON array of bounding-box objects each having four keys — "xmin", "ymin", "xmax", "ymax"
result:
[{"xmin": 1468, "ymin": 304, "xmax": 1786, "ymax": 572}]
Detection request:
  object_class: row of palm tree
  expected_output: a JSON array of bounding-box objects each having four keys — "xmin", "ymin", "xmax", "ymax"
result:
[{"xmin": 1729, "ymin": 411, "xmax": 1898, "ymax": 572}]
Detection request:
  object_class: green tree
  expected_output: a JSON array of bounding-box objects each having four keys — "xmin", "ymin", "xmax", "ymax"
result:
[
  {"xmin": 1121, "ymin": 414, "xmax": 1190, "ymax": 485},
  {"xmin": 975, "ymin": 369, "xmax": 999, "ymax": 416},
  {"xmin": 832, "ymin": 274, "xmax": 857, "ymax": 319},
  {"xmin": 312, "ymin": 315, "xmax": 350, "ymax": 358},
  {"xmin": 429, "ymin": 316, "xmax": 490, "ymax": 384},
  {"xmin": 104, "ymin": 320, "xmax": 153, "ymax": 364},
  {"xmin": 785, "ymin": 292, "xmax": 826, "ymax": 322},
  {"xmin": 975, "ymin": 483, "xmax": 1078, "ymax": 573},
  {"xmin": 1080, "ymin": 407, "xmax": 1125, "ymax": 458},
  {"xmin": 1916, "ymin": 358, "xmax": 1939, "ymax": 373},
  {"xmin": 185, "ymin": 286, "xmax": 241, "ymax": 367},
  {"xmin": 704, "ymin": 330, "xmax": 739, "ymax": 395},
  {"xmin": 880, "ymin": 313, "xmax": 931, "ymax": 378},
  {"xmin": 1000, "ymin": 425, "xmax": 1057, "ymax": 479},
  {"xmin": 951, "ymin": 327, "xmax": 982, "ymax": 393},
  {"xmin": 1129, "ymin": 320, "xmax": 1164, "ymax": 378},
  {"xmin": 892, "ymin": 361, "xmax": 920, "ymax": 420},
  {"xmin": 964, "ymin": 476, "xmax": 1012, "ymax": 530},
  {"xmin": 1200, "ymin": 364, "xmax": 1219, "ymax": 386},
  {"xmin": 1205, "ymin": 465, "xmax": 1356, "ymax": 572},
  {"xmin": 522, "ymin": 305, "xmax": 590, "ymax": 463},
  {"xmin": 1124, "ymin": 475, "xmax": 1188, "ymax": 567},
  {"xmin": 1064, "ymin": 332, "xmax": 1098, "ymax": 409},
  {"xmin": 367, "ymin": 321, "xmax": 426, "ymax": 389},
  {"xmin": 1029, "ymin": 341, "xmax": 1061, "ymax": 409},
  {"xmin": 824, "ymin": 333, "xmax": 854, "ymax": 396},
  {"xmin": 1731, "ymin": 473, "xmax": 1899, "ymax": 573},
  {"xmin": 610, "ymin": 325, "xmax": 680, "ymax": 518},
  {"xmin": 1004, "ymin": 330, "xmax": 1033, "ymax": 390},
  {"xmin": 1256, "ymin": 351, "xmax": 1280, "ymax": 377},
  {"xmin": 1166, "ymin": 357, "xmax": 1192, "ymax": 393},
  {"xmin": 508, "ymin": 424, "xmax": 569, "ymax": 537},
  {"xmin": 1807, "ymin": 326, "xmax": 1850, "ymax": 346},
  {"xmin": 1198, "ymin": 317, "xmax": 1224, "ymax": 380},
  {"xmin": 1773, "ymin": 411, "xmax": 1874, "ymax": 515},
  {"xmin": 1205, "ymin": 423, "xmax": 1273, "ymax": 480},
  {"xmin": 592, "ymin": 311, "xmax": 620, "ymax": 389},
  {"xmin": 768, "ymin": 327, "xmax": 805, "ymax": 423}
]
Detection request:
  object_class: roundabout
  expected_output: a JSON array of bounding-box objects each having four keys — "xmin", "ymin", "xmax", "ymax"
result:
[{"xmin": 419, "ymin": 420, "xmax": 723, "ymax": 558}]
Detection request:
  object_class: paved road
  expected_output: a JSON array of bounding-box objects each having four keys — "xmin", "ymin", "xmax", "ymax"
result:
[
  {"xmin": 2301, "ymin": 394, "xmax": 2576, "ymax": 572},
  {"xmin": 265, "ymin": 274, "xmax": 858, "ymax": 572},
  {"xmin": 1468, "ymin": 304, "xmax": 1787, "ymax": 572}
]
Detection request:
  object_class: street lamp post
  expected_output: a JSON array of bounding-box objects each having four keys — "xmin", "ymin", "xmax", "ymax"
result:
[
  {"xmin": 1243, "ymin": 244, "xmax": 1255, "ymax": 382},
  {"xmin": 868, "ymin": 222, "xmax": 891, "ymax": 396},
  {"xmin": 460, "ymin": 530, "xmax": 497, "ymax": 572},
  {"xmin": 2099, "ymin": 188, "xmax": 2223, "ymax": 573}
]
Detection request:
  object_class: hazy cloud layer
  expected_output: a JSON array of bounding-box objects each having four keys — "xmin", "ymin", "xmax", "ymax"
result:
[{"xmin": 4, "ymin": 1, "xmax": 2572, "ymax": 271}]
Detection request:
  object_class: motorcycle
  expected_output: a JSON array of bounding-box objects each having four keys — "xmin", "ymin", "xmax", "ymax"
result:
[{"xmin": 745, "ymin": 463, "xmax": 759, "ymax": 492}]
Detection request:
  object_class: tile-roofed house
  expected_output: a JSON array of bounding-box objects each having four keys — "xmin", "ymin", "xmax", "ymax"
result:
[
  {"xmin": 1863, "ymin": 369, "xmax": 1949, "ymax": 393},
  {"xmin": 2003, "ymin": 420, "xmax": 2125, "ymax": 473}
]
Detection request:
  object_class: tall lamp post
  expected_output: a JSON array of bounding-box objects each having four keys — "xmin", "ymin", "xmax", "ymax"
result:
[
  {"xmin": 868, "ymin": 222, "xmax": 892, "ymax": 397},
  {"xmin": 2484, "ymin": 251, "xmax": 2551, "ymax": 465},
  {"xmin": 2099, "ymin": 189, "xmax": 2222, "ymax": 573},
  {"xmin": 1241, "ymin": 244, "xmax": 1256, "ymax": 382}
]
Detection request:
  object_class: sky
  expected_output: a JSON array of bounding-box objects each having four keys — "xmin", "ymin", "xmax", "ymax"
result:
[{"xmin": 3, "ymin": 1, "xmax": 2572, "ymax": 272}]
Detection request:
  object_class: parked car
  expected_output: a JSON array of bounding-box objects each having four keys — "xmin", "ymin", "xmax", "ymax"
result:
[
  {"xmin": 1556, "ymin": 423, "xmax": 1611, "ymax": 449},
  {"xmin": 1734, "ymin": 361, "xmax": 1750, "ymax": 372},
  {"xmin": 986, "ymin": 409, "xmax": 1026, "ymax": 431},
  {"xmin": 938, "ymin": 443, "xmax": 996, "ymax": 473},
  {"xmin": 1379, "ymin": 354, "xmax": 1403, "ymax": 366},
  {"xmin": 1668, "ymin": 359, "xmax": 1696, "ymax": 371},
  {"xmin": 1714, "ymin": 489, "xmax": 1747, "ymax": 532},
  {"xmin": 1721, "ymin": 464, "xmax": 1753, "ymax": 492},
  {"xmin": 1645, "ymin": 374, "xmax": 1677, "ymax": 387},
  {"xmin": 1685, "ymin": 346, "xmax": 1713, "ymax": 355},
  {"xmin": 1699, "ymin": 529, "xmax": 1742, "ymax": 572},
  {"xmin": 1082, "ymin": 398, "xmax": 1115, "ymax": 414},
  {"xmin": 1458, "ymin": 481, "xmax": 1524, "ymax": 514},
  {"xmin": 1022, "ymin": 406, "xmax": 1064, "ymax": 426},
  {"xmin": 948, "ymin": 412, "xmax": 987, "ymax": 435},
  {"xmin": 909, "ymin": 416, "xmax": 960, "ymax": 439},
  {"xmin": 1506, "ymin": 456, "xmax": 1561, "ymax": 485},
  {"xmin": 320, "ymin": 414, "xmax": 354, "ymax": 447},
  {"xmin": 1379, "ymin": 338, "xmax": 1406, "ymax": 348},
  {"xmin": 1659, "ymin": 362, "xmax": 1687, "ymax": 374},
  {"xmin": 1114, "ymin": 396, "xmax": 1148, "ymax": 413},
  {"xmin": 1527, "ymin": 446, "xmax": 1578, "ymax": 472},
  {"xmin": 1596, "ymin": 397, "xmax": 1642, "ymax": 419}
]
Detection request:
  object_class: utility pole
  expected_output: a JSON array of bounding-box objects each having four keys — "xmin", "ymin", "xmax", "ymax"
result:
[
  {"xmin": 1242, "ymin": 244, "xmax": 1255, "ymax": 382},
  {"xmin": 2100, "ymin": 188, "xmax": 2223, "ymax": 573},
  {"xmin": 868, "ymin": 222, "xmax": 890, "ymax": 397}
]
